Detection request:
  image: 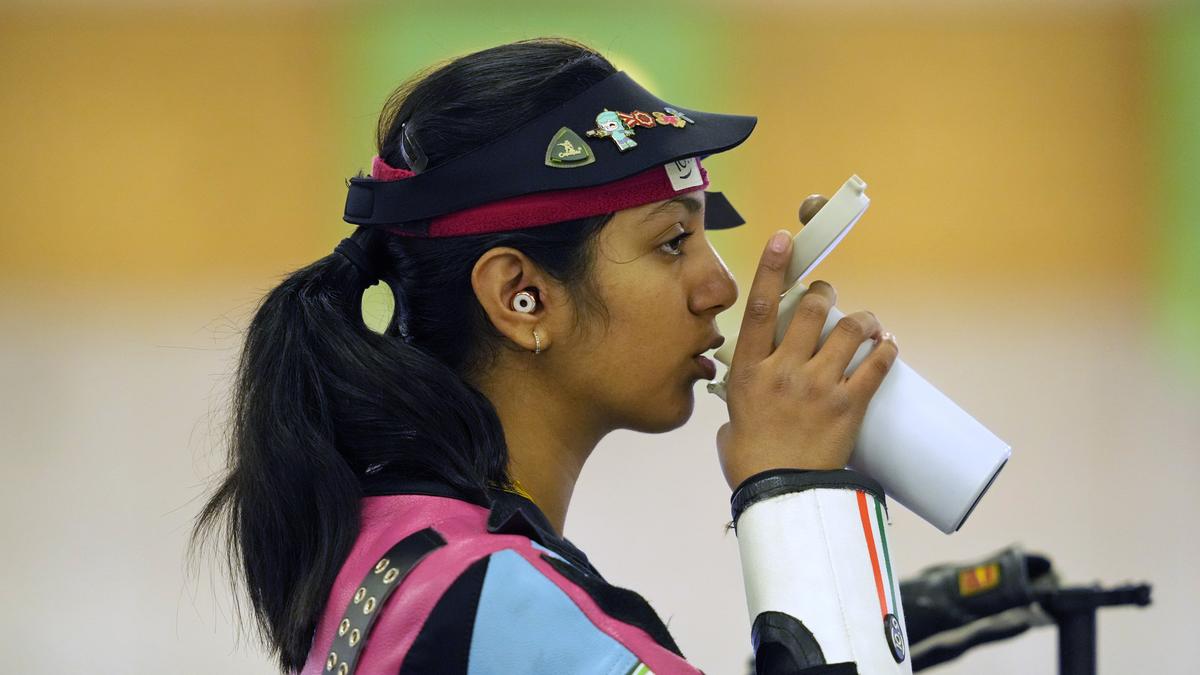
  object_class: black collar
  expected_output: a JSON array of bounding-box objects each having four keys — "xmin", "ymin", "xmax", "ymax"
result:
[
  {"xmin": 360, "ymin": 472, "xmax": 601, "ymax": 578},
  {"xmin": 482, "ymin": 487, "xmax": 600, "ymax": 577}
]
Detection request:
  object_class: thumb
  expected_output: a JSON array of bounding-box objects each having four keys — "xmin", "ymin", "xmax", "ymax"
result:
[{"xmin": 799, "ymin": 194, "xmax": 829, "ymax": 226}]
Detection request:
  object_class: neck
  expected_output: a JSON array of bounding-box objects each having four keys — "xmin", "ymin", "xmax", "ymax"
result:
[{"xmin": 473, "ymin": 361, "xmax": 609, "ymax": 536}]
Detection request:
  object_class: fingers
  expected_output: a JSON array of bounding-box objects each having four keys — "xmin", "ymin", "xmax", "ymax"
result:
[
  {"xmin": 732, "ymin": 192, "xmax": 830, "ymax": 371},
  {"xmin": 810, "ymin": 310, "xmax": 882, "ymax": 376},
  {"xmin": 776, "ymin": 280, "xmax": 838, "ymax": 361},
  {"xmin": 845, "ymin": 332, "xmax": 899, "ymax": 401},
  {"xmin": 731, "ymin": 230, "xmax": 794, "ymax": 370},
  {"xmin": 799, "ymin": 194, "xmax": 828, "ymax": 226}
]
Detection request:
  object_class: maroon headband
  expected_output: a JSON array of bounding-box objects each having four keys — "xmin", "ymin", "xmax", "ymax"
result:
[{"xmin": 370, "ymin": 154, "xmax": 710, "ymax": 238}]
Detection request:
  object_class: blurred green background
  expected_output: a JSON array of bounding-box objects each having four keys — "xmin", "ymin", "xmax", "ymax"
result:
[{"xmin": 1, "ymin": 1, "xmax": 1197, "ymax": 673}]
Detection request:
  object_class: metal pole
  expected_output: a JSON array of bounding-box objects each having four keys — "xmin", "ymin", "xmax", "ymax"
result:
[
  {"xmin": 1038, "ymin": 584, "xmax": 1150, "ymax": 675},
  {"xmin": 1055, "ymin": 606, "xmax": 1097, "ymax": 675}
]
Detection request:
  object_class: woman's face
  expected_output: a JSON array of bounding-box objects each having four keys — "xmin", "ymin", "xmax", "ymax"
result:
[{"xmin": 556, "ymin": 190, "xmax": 739, "ymax": 433}]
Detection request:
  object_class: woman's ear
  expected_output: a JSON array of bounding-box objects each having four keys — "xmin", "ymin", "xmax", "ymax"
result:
[{"xmin": 470, "ymin": 247, "xmax": 561, "ymax": 352}]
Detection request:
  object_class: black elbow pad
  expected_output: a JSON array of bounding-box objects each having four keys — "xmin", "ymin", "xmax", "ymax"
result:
[{"xmin": 752, "ymin": 611, "xmax": 858, "ymax": 675}]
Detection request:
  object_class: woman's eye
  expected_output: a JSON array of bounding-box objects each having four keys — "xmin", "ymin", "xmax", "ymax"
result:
[{"xmin": 659, "ymin": 230, "xmax": 695, "ymax": 257}]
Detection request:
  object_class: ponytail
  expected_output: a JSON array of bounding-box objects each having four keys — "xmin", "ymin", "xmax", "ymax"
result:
[{"xmin": 192, "ymin": 227, "xmax": 507, "ymax": 670}]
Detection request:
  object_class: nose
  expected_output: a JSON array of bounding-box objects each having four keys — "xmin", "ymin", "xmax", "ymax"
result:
[{"xmin": 690, "ymin": 241, "xmax": 739, "ymax": 316}]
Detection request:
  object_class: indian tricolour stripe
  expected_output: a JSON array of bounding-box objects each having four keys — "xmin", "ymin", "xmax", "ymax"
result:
[
  {"xmin": 855, "ymin": 490, "xmax": 899, "ymax": 618},
  {"xmin": 625, "ymin": 662, "xmax": 654, "ymax": 675}
]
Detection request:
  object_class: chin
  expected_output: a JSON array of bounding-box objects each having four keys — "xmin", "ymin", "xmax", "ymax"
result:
[{"xmin": 629, "ymin": 388, "xmax": 695, "ymax": 434}]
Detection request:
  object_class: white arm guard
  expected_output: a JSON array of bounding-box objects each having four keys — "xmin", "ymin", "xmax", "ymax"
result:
[{"xmin": 732, "ymin": 469, "xmax": 912, "ymax": 674}]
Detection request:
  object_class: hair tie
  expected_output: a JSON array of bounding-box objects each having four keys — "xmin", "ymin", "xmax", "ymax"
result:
[
  {"xmin": 334, "ymin": 237, "xmax": 381, "ymax": 282},
  {"xmin": 335, "ymin": 237, "xmax": 415, "ymax": 341}
]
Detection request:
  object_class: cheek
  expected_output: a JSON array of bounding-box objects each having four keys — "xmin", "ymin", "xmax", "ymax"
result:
[
  {"xmin": 606, "ymin": 287, "xmax": 677, "ymax": 346},
  {"xmin": 586, "ymin": 259, "xmax": 691, "ymax": 370},
  {"xmin": 601, "ymin": 296, "xmax": 690, "ymax": 382}
]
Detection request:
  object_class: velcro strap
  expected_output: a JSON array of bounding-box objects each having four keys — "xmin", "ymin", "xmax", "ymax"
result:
[{"xmin": 730, "ymin": 468, "xmax": 886, "ymax": 527}]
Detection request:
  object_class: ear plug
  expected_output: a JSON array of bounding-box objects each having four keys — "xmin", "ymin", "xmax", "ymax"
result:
[{"xmin": 512, "ymin": 290, "xmax": 537, "ymax": 313}]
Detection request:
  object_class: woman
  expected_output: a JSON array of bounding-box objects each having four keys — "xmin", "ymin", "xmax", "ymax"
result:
[{"xmin": 194, "ymin": 37, "xmax": 906, "ymax": 674}]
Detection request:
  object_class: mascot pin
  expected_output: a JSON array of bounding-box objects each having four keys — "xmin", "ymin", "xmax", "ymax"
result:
[
  {"xmin": 586, "ymin": 109, "xmax": 639, "ymax": 151},
  {"xmin": 586, "ymin": 106, "xmax": 696, "ymax": 152}
]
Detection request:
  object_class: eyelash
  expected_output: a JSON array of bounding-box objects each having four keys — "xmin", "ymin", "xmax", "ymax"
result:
[{"xmin": 659, "ymin": 229, "xmax": 695, "ymax": 257}]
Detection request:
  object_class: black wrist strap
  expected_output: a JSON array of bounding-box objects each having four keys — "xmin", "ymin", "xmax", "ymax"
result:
[{"xmin": 730, "ymin": 468, "xmax": 886, "ymax": 528}]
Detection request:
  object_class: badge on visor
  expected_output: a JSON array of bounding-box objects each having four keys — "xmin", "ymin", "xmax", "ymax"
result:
[
  {"xmin": 666, "ymin": 157, "xmax": 703, "ymax": 191},
  {"xmin": 585, "ymin": 106, "xmax": 696, "ymax": 152},
  {"xmin": 544, "ymin": 127, "xmax": 596, "ymax": 168},
  {"xmin": 587, "ymin": 109, "xmax": 638, "ymax": 151},
  {"xmin": 658, "ymin": 107, "xmax": 695, "ymax": 127}
]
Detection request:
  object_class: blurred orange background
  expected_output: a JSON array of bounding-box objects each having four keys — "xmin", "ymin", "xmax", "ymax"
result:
[{"xmin": 2, "ymin": 2, "xmax": 1196, "ymax": 673}]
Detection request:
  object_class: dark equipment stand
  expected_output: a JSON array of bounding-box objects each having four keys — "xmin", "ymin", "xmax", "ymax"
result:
[{"xmin": 1036, "ymin": 583, "xmax": 1152, "ymax": 675}]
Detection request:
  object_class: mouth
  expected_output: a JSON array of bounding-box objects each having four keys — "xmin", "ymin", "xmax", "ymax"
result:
[
  {"xmin": 692, "ymin": 334, "xmax": 724, "ymax": 381},
  {"xmin": 694, "ymin": 334, "xmax": 725, "ymax": 358}
]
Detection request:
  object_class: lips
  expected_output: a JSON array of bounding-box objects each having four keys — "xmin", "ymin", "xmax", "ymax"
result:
[
  {"xmin": 692, "ymin": 334, "xmax": 724, "ymax": 381},
  {"xmin": 695, "ymin": 334, "xmax": 725, "ymax": 357}
]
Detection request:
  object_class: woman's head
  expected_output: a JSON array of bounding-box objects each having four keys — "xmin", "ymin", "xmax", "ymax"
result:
[
  {"xmin": 360, "ymin": 34, "xmax": 740, "ymax": 449},
  {"xmin": 366, "ymin": 37, "xmax": 621, "ymax": 382},
  {"xmin": 192, "ymin": 37, "xmax": 653, "ymax": 671}
]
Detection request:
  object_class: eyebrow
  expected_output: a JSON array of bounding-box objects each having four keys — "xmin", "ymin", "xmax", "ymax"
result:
[{"xmin": 640, "ymin": 194, "xmax": 704, "ymax": 225}]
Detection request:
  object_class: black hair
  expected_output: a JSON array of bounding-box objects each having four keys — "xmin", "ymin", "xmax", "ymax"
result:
[{"xmin": 191, "ymin": 37, "xmax": 617, "ymax": 671}]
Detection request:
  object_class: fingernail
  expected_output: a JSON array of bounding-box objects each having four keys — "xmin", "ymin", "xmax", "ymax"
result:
[
  {"xmin": 881, "ymin": 331, "xmax": 898, "ymax": 346},
  {"xmin": 770, "ymin": 230, "xmax": 790, "ymax": 253}
]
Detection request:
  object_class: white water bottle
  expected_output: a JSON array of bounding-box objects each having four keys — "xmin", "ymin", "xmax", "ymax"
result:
[{"xmin": 706, "ymin": 176, "xmax": 1010, "ymax": 533}]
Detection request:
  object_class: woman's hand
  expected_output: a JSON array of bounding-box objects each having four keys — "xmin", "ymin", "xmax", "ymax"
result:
[{"xmin": 715, "ymin": 197, "xmax": 899, "ymax": 491}]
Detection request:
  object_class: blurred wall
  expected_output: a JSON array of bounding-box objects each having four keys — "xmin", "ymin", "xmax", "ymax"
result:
[{"xmin": 1, "ymin": 2, "xmax": 1196, "ymax": 673}]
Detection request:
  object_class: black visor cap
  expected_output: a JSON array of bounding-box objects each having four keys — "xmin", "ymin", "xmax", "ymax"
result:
[{"xmin": 345, "ymin": 70, "xmax": 756, "ymax": 231}]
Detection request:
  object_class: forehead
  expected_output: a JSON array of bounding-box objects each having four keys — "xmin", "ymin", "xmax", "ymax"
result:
[
  {"xmin": 643, "ymin": 193, "xmax": 705, "ymax": 219},
  {"xmin": 616, "ymin": 192, "xmax": 706, "ymax": 233}
]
